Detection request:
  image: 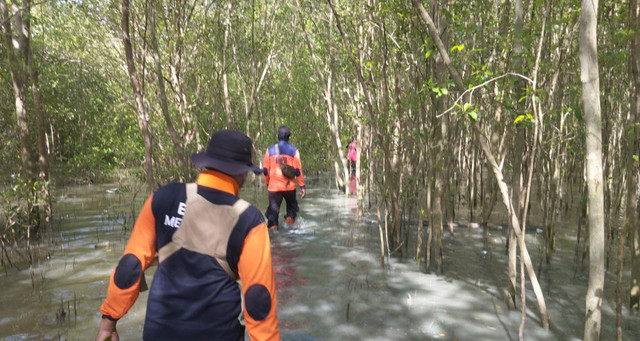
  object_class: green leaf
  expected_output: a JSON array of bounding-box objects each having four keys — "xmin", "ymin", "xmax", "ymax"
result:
[
  {"xmin": 451, "ymin": 45, "xmax": 464, "ymax": 52},
  {"xmin": 425, "ymin": 50, "xmax": 432, "ymax": 59},
  {"xmin": 468, "ymin": 110, "xmax": 478, "ymax": 121},
  {"xmin": 514, "ymin": 115, "xmax": 525, "ymax": 124}
]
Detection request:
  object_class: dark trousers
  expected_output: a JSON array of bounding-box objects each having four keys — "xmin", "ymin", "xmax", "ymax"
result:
[
  {"xmin": 348, "ymin": 160, "xmax": 356, "ymax": 174},
  {"xmin": 265, "ymin": 190, "xmax": 298, "ymax": 227}
]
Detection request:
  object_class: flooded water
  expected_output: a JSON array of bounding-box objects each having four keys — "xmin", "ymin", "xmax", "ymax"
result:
[{"xmin": 1, "ymin": 175, "xmax": 639, "ymax": 340}]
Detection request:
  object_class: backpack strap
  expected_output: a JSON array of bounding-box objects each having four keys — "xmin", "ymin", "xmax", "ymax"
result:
[{"xmin": 185, "ymin": 182, "xmax": 198, "ymax": 204}]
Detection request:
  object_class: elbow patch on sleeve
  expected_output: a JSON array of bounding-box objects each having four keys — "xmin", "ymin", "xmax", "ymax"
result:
[
  {"xmin": 295, "ymin": 168, "xmax": 301, "ymax": 177},
  {"xmin": 245, "ymin": 284, "xmax": 272, "ymax": 321},
  {"xmin": 114, "ymin": 253, "xmax": 142, "ymax": 289},
  {"xmin": 263, "ymin": 167, "xmax": 268, "ymax": 176}
]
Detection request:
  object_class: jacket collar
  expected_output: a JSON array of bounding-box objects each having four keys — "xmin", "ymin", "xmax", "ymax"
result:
[{"xmin": 196, "ymin": 169, "xmax": 239, "ymax": 195}]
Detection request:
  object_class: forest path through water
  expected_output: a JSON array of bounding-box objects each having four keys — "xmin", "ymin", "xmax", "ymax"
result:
[{"xmin": 0, "ymin": 175, "xmax": 638, "ymax": 340}]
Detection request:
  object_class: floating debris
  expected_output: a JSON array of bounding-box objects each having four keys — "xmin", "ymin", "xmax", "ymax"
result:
[{"xmin": 94, "ymin": 241, "xmax": 110, "ymax": 249}]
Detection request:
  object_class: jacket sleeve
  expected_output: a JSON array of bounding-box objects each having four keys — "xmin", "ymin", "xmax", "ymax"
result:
[
  {"xmin": 100, "ymin": 193, "xmax": 157, "ymax": 320},
  {"xmin": 238, "ymin": 223, "xmax": 280, "ymax": 341},
  {"xmin": 293, "ymin": 150, "xmax": 305, "ymax": 189},
  {"xmin": 263, "ymin": 148, "xmax": 271, "ymax": 186}
]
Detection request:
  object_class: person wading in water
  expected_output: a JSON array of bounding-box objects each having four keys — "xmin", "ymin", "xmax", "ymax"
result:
[
  {"xmin": 262, "ymin": 125, "xmax": 306, "ymax": 229},
  {"xmin": 95, "ymin": 130, "xmax": 281, "ymax": 341}
]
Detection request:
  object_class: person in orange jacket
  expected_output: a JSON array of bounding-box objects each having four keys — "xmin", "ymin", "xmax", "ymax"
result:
[
  {"xmin": 95, "ymin": 130, "xmax": 280, "ymax": 341},
  {"xmin": 262, "ymin": 126, "xmax": 306, "ymax": 229}
]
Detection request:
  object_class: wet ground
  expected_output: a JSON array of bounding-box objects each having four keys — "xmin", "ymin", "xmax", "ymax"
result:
[{"xmin": 0, "ymin": 175, "xmax": 639, "ymax": 340}]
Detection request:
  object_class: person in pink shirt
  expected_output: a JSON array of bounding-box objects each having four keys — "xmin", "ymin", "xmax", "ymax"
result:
[{"xmin": 347, "ymin": 138, "xmax": 357, "ymax": 175}]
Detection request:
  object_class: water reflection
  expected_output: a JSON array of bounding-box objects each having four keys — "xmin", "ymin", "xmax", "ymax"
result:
[{"xmin": 348, "ymin": 174, "xmax": 357, "ymax": 198}]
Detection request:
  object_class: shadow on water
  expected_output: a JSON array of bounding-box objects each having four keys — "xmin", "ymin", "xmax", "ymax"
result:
[{"xmin": 0, "ymin": 175, "xmax": 638, "ymax": 340}]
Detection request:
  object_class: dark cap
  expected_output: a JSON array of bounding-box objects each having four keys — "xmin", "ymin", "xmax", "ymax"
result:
[
  {"xmin": 277, "ymin": 125, "xmax": 291, "ymax": 141},
  {"xmin": 191, "ymin": 130, "xmax": 262, "ymax": 175}
]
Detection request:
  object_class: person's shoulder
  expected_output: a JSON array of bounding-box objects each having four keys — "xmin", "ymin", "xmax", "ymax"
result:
[
  {"xmin": 266, "ymin": 144, "xmax": 276, "ymax": 154},
  {"xmin": 238, "ymin": 200, "xmax": 262, "ymax": 217},
  {"xmin": 151, "ymin": 182, "xmax": 188, "ymax": 211},
  {"xmin": 285, "ymin": 141, "xmax": 299, "ymax": 152},
  {"xmin": 236, "ymin": 200, "xmax": 265, "ymax": 226},
  {"xmin": 154, "ymin": 182, "xmax": 188, "ymax": 197}
]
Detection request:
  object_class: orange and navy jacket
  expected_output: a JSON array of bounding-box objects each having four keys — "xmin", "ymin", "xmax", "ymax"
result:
[
  {"xmin": 262, "ymin": 141, "xmax": 305, "ymax": 192},
  {"xmin": 99, "ymin": 170, "xmax": 280, "ymax": 341}
]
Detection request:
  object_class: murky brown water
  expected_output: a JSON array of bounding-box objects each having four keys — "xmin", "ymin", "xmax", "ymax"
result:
[{"xmin": 1, "ymin": 176, "xmax": 639, "ymax": 340}]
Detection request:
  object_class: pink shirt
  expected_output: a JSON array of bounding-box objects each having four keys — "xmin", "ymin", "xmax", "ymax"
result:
[{"xmin": 347, "ymin": 141, "xmax": 357, "ymax": 161}]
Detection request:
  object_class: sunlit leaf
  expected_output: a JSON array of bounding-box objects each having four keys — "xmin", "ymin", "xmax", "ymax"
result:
[
  {"xmin": 468, "ymin": 110, "xmax": 477, "ymax": 121},
  {"xmin": 425, "ymin": 50, "xmax": 432, "ymax": 59}
]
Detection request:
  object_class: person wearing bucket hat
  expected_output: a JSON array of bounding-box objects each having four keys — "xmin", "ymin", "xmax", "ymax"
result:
[
  {"xmin": 191, "ymin": 129, "xmax": 263, "ymax": 175},
  {"xmin": 262, "ymin": 125, "xmax": 306, "ymax": 229},
  {"xmin": 96, "ymin": 130, "xmax": 281, "ymax": 341}
]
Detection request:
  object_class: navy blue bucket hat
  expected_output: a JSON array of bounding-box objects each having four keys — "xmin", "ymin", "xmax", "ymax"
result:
[{"xmin": 191, "ymin": 130, "xmax": 262, "ymax": 175}]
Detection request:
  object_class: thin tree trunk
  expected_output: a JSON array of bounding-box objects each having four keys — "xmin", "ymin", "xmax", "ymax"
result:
[
  {"xmin": 580, "ymin": 0, "xmax": 605, "ymax": 339},
  {"xmin": 121, "ymin": 0, "xmax": 155, "ymax": 191},
  {"xmin": 426, "ymin": 0, "xmax": 447, "ymax": 275},
  {"xmin": 508, "ymin": 0, "xmax": 526, "ymax": 312},
  {"xmin": 24, "ymin": 0, "xmax": 52, "ymax": 242}
]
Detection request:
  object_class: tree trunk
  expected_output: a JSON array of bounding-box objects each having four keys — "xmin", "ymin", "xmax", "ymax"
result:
[
  {"xmin": 579, "ymin": 0, "xmax": 605, "ymax": 339},
  {"xmin": 121, "ymin": 0, "xmax": 156, "ymax": 192},
  {"xmin": 426, "ymin": 0, "xmax": 447, "ymax": 275},
  {"xmin": 25, "ymin": 0, "xmax": 52, "ymax": 241},
  {"xmin": 508, "ymin": 0, "xmax": 526, "ymax": 311}
]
